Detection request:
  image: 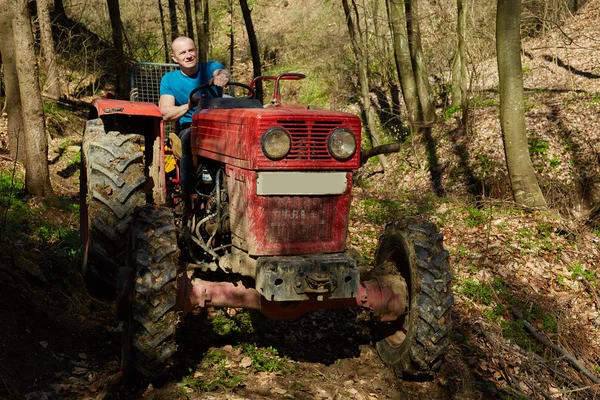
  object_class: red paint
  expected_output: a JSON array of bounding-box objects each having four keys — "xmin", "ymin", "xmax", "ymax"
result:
[
  {"xmin": 227, "ymin": 165, "xmax": 352, "ymax": 255},
  {"xmin": 191, "ymin": 107, "xmax": 361, "ymax": 170},
  {"xmin": 92, "ymin": 98, "xmax": 163, "ymax": 118}
]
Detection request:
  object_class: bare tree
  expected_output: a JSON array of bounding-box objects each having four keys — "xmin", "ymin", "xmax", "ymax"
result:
[
  {"xmin": 106, "ymin": 0, "xmax": 128, "ymax": 99},
  {"xmin": 497, "ymin": 0, "xmax": 546, "ymax": 207},
  {"xmin": 452, "ymin": 0, "xmax": 469, "ymax": 126},
  {"xmin": 343, "ymin": 0, "xmax": 389, "ymax": 170},
  {"xmin": 37, "ymin": 0, "xmax": 61, "ymax": 100},
  {"xmin": 194, "ymin": 0, "xmax": 209, "ymax": 63},
  {"xmin": 158, "ymin": 0, "xmax": 170, "ymax": 63},
  {"xmin": 229, "ymin": 0, "xmax": 234, "ymax": 71},
  {"xmin": 184, "ymin": 0, "xmax": 194, "ymax": 38},
  {"xmin": 11, "ymin": 0, "xmax": 57, "ymax": 202},
  {"xmin": 239, "ymin": 0, "xmax": 263, "ymax": 102},
  {"xmin": 0, "ymin": 3, "xmax": 25, "ymax": 162},
  {"xmin": 405, "ymin": 0, "xmax": 435, "ymax": 123},
  {"xmin": 387, "ymin": 0, "xmax": 422, "ymax": 130},
  {"xmin": 168, "ymin": 0, "xmax": 179, "ymax": 41}
]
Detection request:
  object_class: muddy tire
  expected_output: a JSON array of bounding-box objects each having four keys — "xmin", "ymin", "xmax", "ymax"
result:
[
  {"xmin": 80, "ymin": 118, "xmax": 146, "ymax": 293},
  {"xmin": 372, "ymin": 218, "xmax": 453, "ymax": 380},
  {"xmin": 122, "ymin": 205, "xmax": 180, "ymax": 380}
]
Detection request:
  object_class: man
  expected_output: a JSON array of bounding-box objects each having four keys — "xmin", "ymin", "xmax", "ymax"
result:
[{"xmin": 159, "ymin": 36, "xmax": 230, "ymax": 195}]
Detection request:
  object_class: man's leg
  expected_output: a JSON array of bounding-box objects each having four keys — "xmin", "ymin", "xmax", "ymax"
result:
[{"xmin": 179, "ymin": 127, "xmax": 193, "ymax": 195}]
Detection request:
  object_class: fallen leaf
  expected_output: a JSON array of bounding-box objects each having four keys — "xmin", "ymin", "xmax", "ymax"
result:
[{"xmin": 240, "ymin": 356, "xmax": 252, "ymax": 368}]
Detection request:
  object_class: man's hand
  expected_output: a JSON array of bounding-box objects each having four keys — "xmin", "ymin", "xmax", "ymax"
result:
[{"xmin": 209, "ymin": 69, "xmax": 230, "ymax": 87}]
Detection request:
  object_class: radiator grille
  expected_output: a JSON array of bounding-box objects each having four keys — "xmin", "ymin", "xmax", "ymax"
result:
[
  {"xmin": 264, "ymin": 196, "xmax": 334, "ymax": 243},
  {"xmin": 275, "ymin": 120, "xmax": 343, "ymax": 160}
]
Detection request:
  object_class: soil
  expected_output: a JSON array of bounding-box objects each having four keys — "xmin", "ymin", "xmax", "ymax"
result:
[{"xmin": 2, "ymin": 1, "xmax": 600, "ymax": 399}]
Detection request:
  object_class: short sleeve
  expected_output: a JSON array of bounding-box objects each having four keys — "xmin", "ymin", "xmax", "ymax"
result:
[
  {"xmin": 205, "ymin": 61, "xmax": 226, "ymax": 79},
  {"xmin": 160, "ymin": 74, "xmax": 173, "ymax": 97}
]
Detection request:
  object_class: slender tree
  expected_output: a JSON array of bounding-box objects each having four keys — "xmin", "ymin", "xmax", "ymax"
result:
[
  {"xmin": 158, "ymin": 0, "xmax": 170, "ymax": 63},
  {"xmin": 168, "ymin": 0, "xmax": 179, "ymax": 41},
  {"xmin": 184, "ymin": 0, "xmax": 194, "ymax": 38},
  {"xmin": 496, "ymin": 0, "xmax": 546, "ymax": 207},
  {"xmin": 11, "ymin": 0, "xmax": 57, "ymax": 202},
  {"xmin": 0, "ymin": 3, "xmax": 25, "ymax": 162},
  {"xmin": 37, "ymin": 0, "xmax": 61, "ymax": 100},
  {"xmin": 387, "ymin": 0, "xmax": 422, "ymax": 129},
  {"xmin": 239, "ymin": 0, "xmax": 263, "ymax": 102},
  {"xmin": 229, "ymin": 0, "xmax": 234, "ymax": 72},
  {"xmin": 452, "ymin": 0, "xmax": 468, "ymax": 118},
  {"xmin": 53, "ymin": 0, "xmax": 64, "ymax": 15},
  {"xmin": 343, "ymin": 0, "xmax": 388, "ymax": 170},
  {"xmin": 194, "ymin": 0, "xmax": 209, "ymax": 63},
  {"xmin": 405, "ymin": 0, "xmax": 435, "ymax": 123},
  {"xmin": 106, "ymin": 0, "xmax": 128, "ymax": 99}
]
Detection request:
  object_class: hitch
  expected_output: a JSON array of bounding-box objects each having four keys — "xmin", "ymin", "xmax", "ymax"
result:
[{"xmin": 360, "ymin": 143, "xmax": 401, "ymax": 166}]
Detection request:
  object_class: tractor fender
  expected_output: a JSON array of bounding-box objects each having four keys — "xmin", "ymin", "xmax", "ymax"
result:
[{"xmin": 90, "ymin": 98, "xmax": 162, "ymax": 118}]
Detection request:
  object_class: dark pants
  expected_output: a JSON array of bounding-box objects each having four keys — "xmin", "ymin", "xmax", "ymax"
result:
[{"xmin": 179, "ymin": 127, "xmax": 193, "ymax": 194}]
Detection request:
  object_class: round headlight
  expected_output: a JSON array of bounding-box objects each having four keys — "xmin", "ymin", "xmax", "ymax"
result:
[
  {"xmin": 261, "ymin": 127, "xmax": 291, "ymax": 160},
  {"xmin": 328, "ymin": 128, "xmax": 357, "ymax": 161}
]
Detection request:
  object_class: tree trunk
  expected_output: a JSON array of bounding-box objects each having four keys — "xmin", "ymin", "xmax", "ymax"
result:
[
  {"xmin": 37, "ymin": 0, "xmax": 61, "ymax": 100},
  {"xmin": 53, "ymin": 0, "xmax": 64, "ymax": 15},
  {"xmin": 168, "ymin": 0, "xmax": 179, "ymax": 41},
  {"xmin": 229, "ymin": 0, "xmax": 234, "ymax": 72},
  {"xmin": 496, "ymin": 0, "xmax": 546, "ymax": 208},
  {"xmin": 184, "ymin": 0, "xmax": 194, "ymax": 38},
  {"xmin": 106, "ymin": 0, "xmax": 128, "ymax": 99},
  {"xmin": 158, "ymin": 0, "xmax": 169, "ymax": 63},
  {"xmin": 387, "ymin": 0, "xmax": 422, "ymax": 130},
  {"xmin": 0, "ymin": 3, "xmax": 25, "ymax": 162},
  {"xmin": 239, "ymin": 0, "xmax": 263, "ymax": 103},
  {"xmin": 405, "ymin": 0, "xmax": 435, "ymax": 124},
  {"xmin": 343, "ymin": 0, "xmax": 389, "ymax": 170},
  {"xmin": 11, "ymin": 0, "xmax": 56, "ymax": 202},
  {"xmin": 194, "ymin": 0, "xmax": 209, "ymax": 63},
  {"xmin": 451, "ymin": 0, "xmax": 468, "ymax": 111}
]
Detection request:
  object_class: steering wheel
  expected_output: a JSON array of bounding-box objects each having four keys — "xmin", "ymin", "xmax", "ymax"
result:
[{"xmin": 188, "ymin": 82, "xmax": 256, "ymax": 107}]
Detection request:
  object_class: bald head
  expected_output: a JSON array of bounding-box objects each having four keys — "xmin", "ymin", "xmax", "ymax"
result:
[
  {"xmin": 171, "ymin": 36, "xmax": 198, "ymax": 73},
  {"xmin": 171, "ymin": 36, "xmax": 196, "ymax": 54}
]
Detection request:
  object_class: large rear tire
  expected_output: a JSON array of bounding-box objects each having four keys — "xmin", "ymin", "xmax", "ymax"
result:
[
  {"xmin": 372, "ymin": 218, "xmax": 453, "ymax": 380},
  {"xmin": 80, "ymin": 118, "xmax": 146, "ymax": 293},
  {"xmin": 122, "ymin": 205, "xmax": 180, "ymax": 380}
]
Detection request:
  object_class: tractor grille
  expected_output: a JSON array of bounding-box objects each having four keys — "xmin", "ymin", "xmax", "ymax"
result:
[
  {"xmin": 260, "ymin": 120, "xmax": 344, "ymax": 161},
  {"xmin": 263, "ymin": 195, "xmax": 334, "ymax": 244}
]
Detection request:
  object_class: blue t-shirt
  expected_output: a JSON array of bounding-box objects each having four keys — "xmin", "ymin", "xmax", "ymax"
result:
[{"xmin": 160, "ymin": 61, "xmax": 225, "ymax": 125}]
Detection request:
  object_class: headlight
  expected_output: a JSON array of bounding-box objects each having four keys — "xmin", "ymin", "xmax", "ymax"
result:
[
  {"xmin": 261, "ymin": 127, "xmax": 291, "ymax": 160},
  {"xmin": 328, "ymin": 128, "xmax": 356, "ymax": 161}
]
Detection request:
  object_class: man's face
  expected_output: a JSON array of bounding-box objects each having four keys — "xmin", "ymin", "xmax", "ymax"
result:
[{"xmin": 171, "ymin": 39, "xmax": 198, "ymax": 69}]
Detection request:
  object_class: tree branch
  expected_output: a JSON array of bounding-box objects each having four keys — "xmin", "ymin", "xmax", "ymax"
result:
[{"xmin": 513, "ymin": 308, "xmax": 600, "ymax": 385}]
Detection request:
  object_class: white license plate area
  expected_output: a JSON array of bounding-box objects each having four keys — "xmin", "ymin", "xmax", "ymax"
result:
[{"xmin": 256, "ymin": 172, "xmax": 347, "ymax": 195}]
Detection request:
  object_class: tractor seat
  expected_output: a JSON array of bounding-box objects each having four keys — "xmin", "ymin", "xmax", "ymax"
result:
[{"xmin": 201, "ymin": 98, "xmax": 263, "ymax": 109}]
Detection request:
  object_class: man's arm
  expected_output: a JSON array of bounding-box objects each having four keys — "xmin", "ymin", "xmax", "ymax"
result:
[
  {"xmin": 159, "ymin": 94, "xmax": 190, "ymax": 122},
  {"xmin": 209, "ymin": 68, "xmax": 230, "ymax": 87}
]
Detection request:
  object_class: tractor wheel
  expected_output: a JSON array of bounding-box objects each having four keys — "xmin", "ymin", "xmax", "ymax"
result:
[
  {"xmin": 80, "ymin": 118, "xmax": 146, "ymax": 294},
  {"xmin": 372, "ymin": 217, "xmax": 453, "ymax": 380},
  {"xmin": 122, "ymin": 205, "xmax": 180, "ymax": 380}
]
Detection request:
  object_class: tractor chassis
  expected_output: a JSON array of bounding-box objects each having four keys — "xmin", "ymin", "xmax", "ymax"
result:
[{"xmin": 177, "ymin": 270, "xmax": 408, "ymax": 321}]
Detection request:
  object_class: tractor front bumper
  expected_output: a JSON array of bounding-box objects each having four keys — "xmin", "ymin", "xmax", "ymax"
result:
[{"xmin": 255, "ymin": 253, "xmax": 359, "ymax": 302}]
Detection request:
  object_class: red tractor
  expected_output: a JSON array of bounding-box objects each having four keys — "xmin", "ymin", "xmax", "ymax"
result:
[{"xmin": 80, "ymin": 64, "xmax": 453, "ymax": 381}]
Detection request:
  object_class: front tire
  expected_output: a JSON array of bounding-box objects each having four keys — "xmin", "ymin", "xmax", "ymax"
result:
[
  {"xmin": 122, "ymin": 205, "xmax": 180, "ymax": 380},
  {"xmin": 372, "ymin": 218, "xmax": 453, "ymax": 380},
  {"xmin": 80, "ymin": 118, "xmax": 146, "ymax": 294}
]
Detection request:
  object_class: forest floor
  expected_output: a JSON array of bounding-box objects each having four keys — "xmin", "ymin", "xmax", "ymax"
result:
[{"xmin": 2, "ymin": 1, "xmax": 600, "ymax": 399}]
